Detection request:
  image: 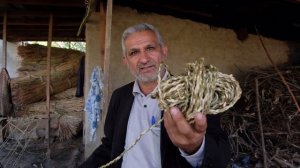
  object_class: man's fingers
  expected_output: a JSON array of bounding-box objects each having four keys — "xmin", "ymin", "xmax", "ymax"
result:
[
  {"xmin": 194, "ymin": 113, "xmax": 207, "ymax": 133},
  {"xmin": 163, "ymin": 108, "xmax": 206, "ymax": 153},
  {"xmin": 169, "ymin": 107, "xmax": 193, "ymax": 135},
  {"xmin": 164, "ymin": 107, "xmax": 207, "ymax": 137},
  {"xmin": 163, "ymin": 109, "xmax": 175, "ymax": 128}
]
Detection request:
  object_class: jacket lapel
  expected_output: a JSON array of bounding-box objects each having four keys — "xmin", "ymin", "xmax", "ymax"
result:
[
  {"xmin": 117, "ymin": 92, "xmax": 134, "ymax": 143},
  {"xmin": 112, "ymin": 83, "xmax": 135, "ymax": 168},
  {"xmin": 160, "ymin": 111, "xmax": 169, "ymax": 167}
]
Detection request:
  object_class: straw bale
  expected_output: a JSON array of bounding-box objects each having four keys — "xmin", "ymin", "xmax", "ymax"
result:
[
  {"xmin": 14, "ymin": 95, "xmax": 83, "ymax": 140},
  {"xmin": 11, "ymin": 44, "xmax": 84, "ymax": 106},
  {"xmin": 7, "ymin": 113, "xmax": 82, "ymax": 141},
  {"xmin": 53, "ymin": 88, "xmax": 77, "ymax": 100},
  {"xmin": 8, "ymin": 44, "xmax": 85, "ymax": 141},
  {"xmin": 18, "ymin": 97, "xmax": 83, "ymax": 117},
  {"xmin": 17, "ymin": 55, "xmax": 82, "ymax": 76},
  {"xmin": 11, "ymin": 74, "xmax": 77, "ymax": 106},
  {"xmin": 17, "ymin": 44, "xmax": 83, "ymax": 76},
  {"xmin": 18, "ymin": 44, "xmax": 83, "ymax": 58}
]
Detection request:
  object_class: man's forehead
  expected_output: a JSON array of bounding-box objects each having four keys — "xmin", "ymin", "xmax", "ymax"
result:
[{"xmin": 125, "ymin": 32, "xmax": 158, "ymax": 49}]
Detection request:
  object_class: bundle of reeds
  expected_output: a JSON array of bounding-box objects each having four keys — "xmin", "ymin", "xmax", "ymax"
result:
[
  {"xmin": 17, "ymin": 95, "xmax": 83, "ymax": 117},
  {"xmin": 17, "ymin": 54, "xmax": 82, "ymax": 76},
  {"xmin": 11, "ymin": 70, "xmax": 78, "ymax": 106},
  {"xmin": 11, "ymin": 44, "xmax": 84, "ymax": 107},
  {"xmin": 15, "ymin": 88, "xmax": 83, "ymax": 140},
  {"xmin": 56, "ymin": 115, "xmax": 82, "ymax": 140},
  {"xmin": 17, "ymin": 44, "xmax": 83, "ymax": 76},
  {"xmin": 17, "ymin": 45, "xmax": 82, "ymax": 59},
  {"xmin": 53, "ymin": 88, "xmax": 77, "ymax": 100},
  {"xmin": 7, "ymin": 113, "xmax": 82, "ymax": 141}
]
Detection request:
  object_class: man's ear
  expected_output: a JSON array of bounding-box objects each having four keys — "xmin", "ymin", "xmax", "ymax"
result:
[
  {"xmin": 122, "ymin": 56, "xmax": 128, "ymax": 66},
  {"xmin": 162, "ymin": 45, "xmax": 168, "ymax": 60}
]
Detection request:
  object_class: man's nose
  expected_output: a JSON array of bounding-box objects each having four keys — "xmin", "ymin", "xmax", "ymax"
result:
[{"xmin": 139, "ymin": 50, "xmax": 150, "ymax": 62}]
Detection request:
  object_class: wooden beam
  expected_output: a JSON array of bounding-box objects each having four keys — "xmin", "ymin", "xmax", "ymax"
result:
[
  {"xmin": 6, "ymin": 36, "xmax": 84, "ymax": 42},
  {"xmin": 0, "ymin": 27, "xmax": 77, "ymax": 32},
  {"xmin": 46, "ymin": 12, "xmax": 53, "ymax": 160},
  {"xmin": 99, "ymin": 2, "xmax": 106, "ymax": 69},
  {"xmin": 0, "ymin": 32, "xmax": 84, "ymax": 41},
  {"xmin": 0, "ymin": 32, "xmax": 84, "ymax": 42},
  {"xmin": 0, "ymin": 21, "xmax": 81, "ymax": 26},
  {"xmin": 102, "ymin": 0, "xmax": 113, "ymax": 136},
  {"xmin": 0, "ymin": 0, "xmax": 84, "ymax": 7},
  {"xmin": 0, "ymin": 10, "xmax": 84, "ymax": 18},
  {"xmin": 2, "ymin": 11, "xmax": 7, "ymax": 68},
  {"xmin": 3, "ymin": 27, "xmax": 78, "ymax": 31}
]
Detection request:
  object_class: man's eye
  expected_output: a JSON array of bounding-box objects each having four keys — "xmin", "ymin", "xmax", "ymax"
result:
[
  {"xmin": 129, "ymin": 51, "xmax": 138, "ymax": 56},
  {"xmin": 146, "ymin": 46, "xmax": 155, "ymax": 51}
]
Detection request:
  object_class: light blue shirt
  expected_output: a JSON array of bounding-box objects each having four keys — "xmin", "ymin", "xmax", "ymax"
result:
[{"xmin": 122, "ymin": 72, "xmax": 205, "ymax": 168}]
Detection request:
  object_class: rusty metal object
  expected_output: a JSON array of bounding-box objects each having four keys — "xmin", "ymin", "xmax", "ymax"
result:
[{"xmin": 0, "ymin": 68, "xmax": 13, "ymax": 116}]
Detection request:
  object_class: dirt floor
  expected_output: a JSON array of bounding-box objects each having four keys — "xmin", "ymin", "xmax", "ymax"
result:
[{"xmin": 0, "ymin": 134, "xmax": 85, "ymax": 168}]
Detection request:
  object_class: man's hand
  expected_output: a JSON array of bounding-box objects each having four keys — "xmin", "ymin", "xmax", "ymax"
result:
[{"xmin": 163, "ymin": 107, "xmax": 207, "ymax": 154}]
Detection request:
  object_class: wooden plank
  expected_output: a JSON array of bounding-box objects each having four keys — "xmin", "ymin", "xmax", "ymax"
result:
[
  {"xmin": 99, "ymin": 2, "xmax": 106, "ymax": 69},
  {"xmin": 1, "ymin": 35, "xmax": 84, "ymax": 42},
  {"xmin": 2, "ymin": 11, "xmax": 7, "ymax": 68},
  {"xmin": 46, "ymin": 12, "xmax": 53, "ymax": 160},
  {"xmin": 0, "ymin": 21, "xmax": 81, "ymax": 26},
  {"xmin": 0, "ymin": 118, "xmax": 7, "ymax": 142},
  {"xmin": 102, "ymin": 0, "xmax": 113, "ymax": 136},
  {"xmin": 0, "ymin": 10, "xmax": 84, "ymax": 18},
  {"xmin": 0, "ymin": 0, "xmax": 83, "ymax": 7}
]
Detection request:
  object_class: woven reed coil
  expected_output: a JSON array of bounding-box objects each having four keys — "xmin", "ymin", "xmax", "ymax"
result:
[{"xmin": 152, "ymin": 58, "xmax": 242, "ymax": 124}]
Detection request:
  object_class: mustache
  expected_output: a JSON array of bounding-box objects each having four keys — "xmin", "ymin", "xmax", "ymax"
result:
[{"xmin": 137, "ymin": 61, "xmax": 156, "ymax": 69}]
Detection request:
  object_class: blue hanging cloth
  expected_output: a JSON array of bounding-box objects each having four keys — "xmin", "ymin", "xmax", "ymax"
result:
[{"xmin": 84, "ymin": 66, "xmax": 103, "ymax": 142}]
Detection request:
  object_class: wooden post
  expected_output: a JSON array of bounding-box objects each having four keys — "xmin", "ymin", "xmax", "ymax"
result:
[
  {"xmin": 46, "ymin": 12, "xmax": 53, "ymax": 160},
  {"xmin": 2, "ymin": 11, "xmax": 7, "ymax": 68},
  {"xmin": 102, "ymin": 0, "xmax": 113, "ymax": 136},
  {"xmin": 99, "ymin": 2, "xmax": 106, "ymax": 69}
]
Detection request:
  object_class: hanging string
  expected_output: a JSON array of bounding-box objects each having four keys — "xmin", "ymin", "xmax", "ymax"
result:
[{"xmin": 100, "ymin": 118, "xmax": 163, "ymax": 168}]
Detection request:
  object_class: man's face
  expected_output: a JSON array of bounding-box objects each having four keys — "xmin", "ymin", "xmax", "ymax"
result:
[{"xmin": 123, "ymin": 30, "xmax": 168, "ymax": 83}]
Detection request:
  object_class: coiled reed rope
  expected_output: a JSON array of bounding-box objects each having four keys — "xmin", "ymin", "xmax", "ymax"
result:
[
  {"xmin": 100, "ymin": 58, "xmax": 242, "ymax": 167},
  {"xmin": 153, "ymin": 58, "xmax": 242, "ymax": 124}
]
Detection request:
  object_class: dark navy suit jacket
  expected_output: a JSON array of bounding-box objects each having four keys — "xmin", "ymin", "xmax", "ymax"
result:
[{"xmin": 79, "ymin": 82, "xmax": 230, "ymax": 168}]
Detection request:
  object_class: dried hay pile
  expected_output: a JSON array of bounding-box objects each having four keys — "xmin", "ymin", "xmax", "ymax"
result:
[
  {"xmin": 7, "ymin": 44, "xmax": 84, "ymax": 141},
  {"xmin": 17, "ymin": 44, "xmax": 83, "ymax": 75},
  {"xmin": 11, "ymin": 44, "xmax": 84, "ymax": 107},
  {"xmin": 16, "ymin": 88, "xmax": 83, "ymax": 140},
  {"xmin": 221, "ymin": 65, "xmax": 300, "ymax": 167}
]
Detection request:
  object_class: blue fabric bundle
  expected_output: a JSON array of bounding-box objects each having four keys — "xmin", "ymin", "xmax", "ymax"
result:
[{"xmin": 84, "ymin": 66, "xmax": 103, "ymax": 141}]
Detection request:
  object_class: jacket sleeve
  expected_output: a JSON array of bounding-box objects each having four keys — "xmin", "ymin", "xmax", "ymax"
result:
[
  {"xmin": 79, "ymin": 90, "xmax": 120, "ymax": 168},
  {"xmin": 170, "ymin": 114, "xmax": 230, "ymax": 168},
  {"xmin": 201, "ymin": 114, "xmax": 231, "ymax": 168}
]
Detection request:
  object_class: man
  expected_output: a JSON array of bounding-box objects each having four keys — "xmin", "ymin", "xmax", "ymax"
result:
[{"xmin": 80, "ymin": 23, "xmax": 230, "ymax": 168}]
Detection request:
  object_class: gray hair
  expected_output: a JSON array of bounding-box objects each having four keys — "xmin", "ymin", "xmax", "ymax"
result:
[{"xmin": 121, "ymin": 23, "xmax": 164, "ymax": 56}]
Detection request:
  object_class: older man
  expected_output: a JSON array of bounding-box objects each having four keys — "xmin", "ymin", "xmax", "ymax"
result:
[{"xmin": 79, "ymin": 23, "xmax": 230, "ymax": 168}]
